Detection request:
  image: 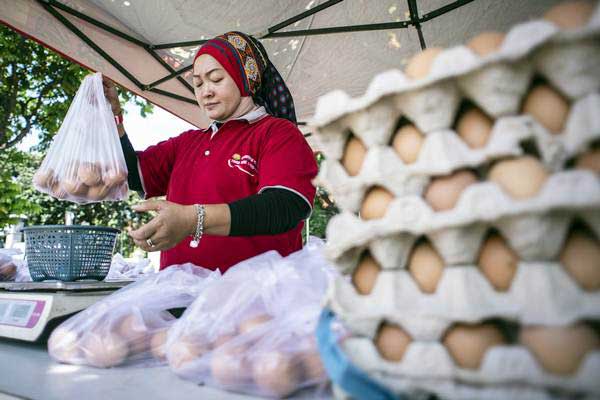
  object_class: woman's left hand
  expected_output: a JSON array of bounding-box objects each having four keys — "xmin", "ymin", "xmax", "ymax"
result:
[{"xmin": 129, "ymin": 200, "xmax": 196, "ymax": 252}]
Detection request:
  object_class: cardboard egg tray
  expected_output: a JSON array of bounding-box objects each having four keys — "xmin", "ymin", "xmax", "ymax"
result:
[
  {"xmin": 329, "ymin": 210, "xmax": 597, "ymax": 270},
  {"xmin": 327, "ymin": 260, "xmax": 600, "ymax": 340},
  {"xmin": 325, "ymin": 170, "xmax": 600, "ymax": 260},
  {"xmin": 310, "ymin": 6, "xmax": 600, "ymax": 134},
  {"xmin": 336, "ymin": 336, "xmax": 600, "ymax": 399}
]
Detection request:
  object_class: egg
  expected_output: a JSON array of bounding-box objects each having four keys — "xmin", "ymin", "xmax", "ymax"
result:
[
  {"xmin": 467, "ymin": 31, "xmax": 505, "ymax": 56},
  {"xmin": 238, "ymin": 314, "xmax": 272, "ymax": 336},
  {"xmin": 0, "ymin": 262, "xmax": 17, "ymax": 281},
  {"xmin": 77, "ymin": 162, "xmax": 102, "ymax": 186},
  {"xmin": 298, "ymin": 351, "xmax": 326, "ymax": 382},
  {"xmin": 456, "ymin": 107, "xmax": 494, "ymax": 149},
  {"xmin": 150, "ymin": 329, "xmax": 168, "ymax": 361},
  {"xmin": 488, "ymin": 156, "xmax": 549, "ymax": 199},
  {"xmin": 87, "ymin": 184, "xmax": 112, "ymax": 201},
  {"xmin": 391, "ymin": 124, "xmax": 425, "ymax": 164},
  {"xmin": 405, "ymin": 47, "xmax": 444, "ymax": 80},
  {"xmin": 33, "ymin": 169, "xmax": 56, "ymax": 189},
  {"xmin": 408, "ymin": 241, "xmax": 445, "ymax": 294},
  {"xmin": 212, "ymin": 334, "xmax": 236, "ymax": 349},
  {"xmin": 117, "ymin": 313, "xmax": 149, "ymax": 354},
  {"xmin": 61, "ymin": 178, "xmax": 88, "ymax": 197},
  {"xmin": 82, "ymin": 331, "xmax": 129, "ymax": 368},
  {"xmin": 544, "ymin": 1, "xmax": 594, "ymax": 29},
  {"xmin": 252, "ymin": 350, "xmax": 301, "ymax": 397},
  {"xmin": 211, "ymin": 343, "xmax": 252, "ymax": 387},
  {"xmin": 559, "ymin": 228, "xmax": 600, "ymax": 291},
  {"xmin": 522, "ymin": 84, "xmax": 570, "ymax": 134},
  {"xmin": 520, "ymin": 323, "xmax": 600, "ymax": 375},
  {"xmin": 341, "ymin": 136, "xmax": 368, "ymax": 176},
  {"xmin": 168, "ymin": 338, "xmax": 209, "ymax": 370},
  {"xmin": 48, "ymin": 326, "xmax": 82, "ymax": 363},
  {"xmin": 424, "ymin": 170, "xmax": 478, "ymax": 212},
  {"xmin": 50, "ymin": 182, "xmax": 69, "ymax": 200},
  {"xmin": 375, "ymin": 322, "xmax": 412, "ymax": 362},
  {"xmin": 477, "ymin": 233, "xmax": 519, "ymax": 291},
  {"xmin": 351, "ymin": 252, "xmax": 382, "ymax": 295},
  {"xmin": 443, "ymin": 323, "xmax": 507, "ymax": 369},
  {"xmin": 575, "ymin": 148, "xmax": 600, "ymax": 173},
  {"xmin": 360, "ymin": 186, "xmax": 394, "ymax": 220},
  {"xmin": 104, "ymin": 168, "xmax": 128, "ymax": 187}
]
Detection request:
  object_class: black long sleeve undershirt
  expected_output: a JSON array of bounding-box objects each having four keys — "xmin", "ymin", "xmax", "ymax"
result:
[{"xmin": 120, "ymin": 134, "xmax": 311, "ymax": 236}]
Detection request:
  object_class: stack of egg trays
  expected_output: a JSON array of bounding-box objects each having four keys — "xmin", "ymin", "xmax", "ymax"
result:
[
  {"xmin": 311, "ymin": 8, "xmax": 600, "ymax": 213},
  {"xmin": 309, "ymin": 5, "xmax": 600, "ymax": 400}
]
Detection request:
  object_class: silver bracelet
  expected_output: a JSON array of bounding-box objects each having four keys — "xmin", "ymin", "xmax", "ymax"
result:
[{"xmin": 189, "ymin": 204, "xmax": 205, "ymax": 248}]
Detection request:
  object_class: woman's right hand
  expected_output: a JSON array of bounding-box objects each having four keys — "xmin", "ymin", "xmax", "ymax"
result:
[{"xmin": 102, "ymin": 76, "xmax": 122, "ymax": 116}]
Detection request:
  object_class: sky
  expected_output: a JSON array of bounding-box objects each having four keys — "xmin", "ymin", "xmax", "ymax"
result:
[{"xmin": 17, "ymin": 99, "xmax": 195, "ymax": 152}]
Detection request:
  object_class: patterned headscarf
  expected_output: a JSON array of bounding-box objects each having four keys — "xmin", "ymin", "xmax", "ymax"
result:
[{"xmin": 194, "ymin": 31, "xmax": 297, "ymax": 124}]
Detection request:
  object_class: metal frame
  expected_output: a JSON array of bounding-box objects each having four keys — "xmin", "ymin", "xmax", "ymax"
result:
[{"xmin": 34, "ymin": 0, "xmax": 477, "ymax": 114}]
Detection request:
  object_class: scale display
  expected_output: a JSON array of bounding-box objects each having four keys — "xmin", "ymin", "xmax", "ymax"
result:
[{"xmin": 0, "ymin": 298, "xmax": 45, "ymax": 328}]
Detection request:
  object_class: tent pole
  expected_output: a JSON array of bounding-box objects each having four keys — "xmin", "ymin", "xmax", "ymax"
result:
[
  {"xmin": 262, "ymin": 0, "xmax": 345, "ymax": 37},
  {"xmin": 407, "ymin": 0, "xmax": 427, "ymax": 49}
]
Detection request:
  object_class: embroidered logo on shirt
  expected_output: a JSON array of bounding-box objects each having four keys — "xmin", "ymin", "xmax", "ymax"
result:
[{"xmin": 228, "ymin": 153, "xmax": 257, "ymax": 176}]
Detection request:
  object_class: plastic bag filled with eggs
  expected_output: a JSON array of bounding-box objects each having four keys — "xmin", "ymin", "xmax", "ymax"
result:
[
  {"xmin": 32, "ymin": 72, "xmax": 128, "ymax": 204},
  {"xmin": 165, "ymin": 238, "xmax": 335, "ymax": 398},
  {"xmin": 48, "ymin": 264, "xmax": 221, "ymax": 368}
]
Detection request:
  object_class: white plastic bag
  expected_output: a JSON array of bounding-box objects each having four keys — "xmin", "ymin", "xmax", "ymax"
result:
[
  {"xmin": 33, "ymin": 72, "xmax": 128, "ymax": 203},
  {"xmin": 165, "ymin": 238, "xmax": 336, "ymax": 398},
  {"xmin": 48, "ymin": 264, "xmax": 221, "ymax": 367},
  {"xmin": 0, "ymin": 249, "xmax": 19, "ymax": 281}
]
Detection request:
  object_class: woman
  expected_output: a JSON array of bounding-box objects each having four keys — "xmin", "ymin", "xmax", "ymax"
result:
[{"xmin": 105, "ymin": 31, "xmax": 318, "ymax": 272}]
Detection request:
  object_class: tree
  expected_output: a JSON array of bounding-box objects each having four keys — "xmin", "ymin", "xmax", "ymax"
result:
[{"xmin": 0, "ymin": 24, "xmax": 152, "ymax": 151}]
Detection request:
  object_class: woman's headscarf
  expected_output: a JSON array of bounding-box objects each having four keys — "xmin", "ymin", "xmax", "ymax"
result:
[{"xmin": 194, "ymin": 31, "xmax": 297, "ymax": 124}]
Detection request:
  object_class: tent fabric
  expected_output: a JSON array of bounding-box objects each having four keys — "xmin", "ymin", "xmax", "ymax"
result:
[{"xmin": 1, "ymin": 0, "xmax": 561, "ymax": 132}]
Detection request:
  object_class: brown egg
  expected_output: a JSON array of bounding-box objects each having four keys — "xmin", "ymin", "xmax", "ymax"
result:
[
  {"xmin": 544, "ymin": 1, "xmax": 595, "ymax": 29},
  {"xmin": 405, "ymin": 47, "xmax": 444, "ymax": 80},
  {"xmin": 298, "ymin": 351, "xmax": 326, "ymax": 382},
  {"xmin": 211, "ymin": 343, "xmax": 252, "ymax": 387},
  {"xmin": 103, "ymin": 168, "xmax": 128, "ymax": 187},
  {"xmin": 0, "ymin": 262, "xmax": 17, "ymax": 281},
  {"xmin": 87, "ymin": 184, "xmax": 112, "ymax": 201},
  {"xmin": 522, "ymin": 85, "xmax": 570, "ymax": 134},
  {"xmin": 456, "ymin": 107, "xmax": 494, "ymax": 149},
  {"xmin": 477, "ymin": 233, "xmax": 519, "ymax": 291},
  {"xmin": 341, "ymin": 136, "xmax": 368, "ymax": 176},
  {"xmin": 520, "ymin": 324, "xmax": 600, "ymax": 375},
  {"xmin": 575, "ymin": 148, "xmax": 600, "ymax": 173},
  {"xmin": 48, "ymin": 326, "xmax": 82, "ymax": 363},
  {"xmin": 488, "ymin": 156, "xmax": 549, "ymax": 199},
  {"xmin": 375, "ymin": 322, "xmax": 412, "ymax": 362},
  {"xmin": 77, "ymin": 162, "xmax": 103, "ymax": 186},
  {"xmin": 408, "ymin": 241, "xmax": 445, "ymax": 293},
  {"xmin": 150, "ymin": 329, "xmax": 168, "ymax": 361},
  {"xmin": 212, "ymin": 334, "xmax": 236, "ymax": 349},
  {"xmin": 61, "ymin": 178, "xmax": 88, "ymax": 197},
  {"xmin": 50, "ymin": 182, "xmax": 69, "ymax": 200},
  {"xmin": 391, "ymin": 124, "xmax": 425, "ymax": 164},
  {"xmin": 168, "ymin": 338, "xmax": 209, "ymax": 370},
  {"xmin": 253, "ymin": 351, "xmax": 301, "ymax": 397},
  {"xmin": 33, "ymin": 169, "xmax": 56, "ymax": 189},
  {"xmin": 117, "ymin": 313, "xmax": 149, "ymax": 354},
  {"xmin": 424, "ymin": 170, "xmax": 478, "ymax": 212},
  {"xmin": 360, "ymin": 186, "xmax": 394, "ymax": 220},
  {"xmin": 559, "ymin": 228, "xmax": 600, "ymax": 291},
  {"xmin": 239, "ymin": 314, "xmax": 272, "ymax": 335},
  {"xmin": 467, "ymin": 31, "xmax": 506, "ymax": 56},
  {"xmin": 351, "ymin": 252, "xmax": 382, "ymax": 295},
  {"xmin": 82, "ymin": 331, "xmax": 129, "ymax": 368},
  {"xmin": 443, "ymin": 323, "xmax": 507, "ymax": 369}
]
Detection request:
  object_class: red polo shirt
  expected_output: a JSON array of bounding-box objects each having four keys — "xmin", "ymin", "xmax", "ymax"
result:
[{"xmin": 137, "ymin": 111, "xmax": 318, "ymax": 272}]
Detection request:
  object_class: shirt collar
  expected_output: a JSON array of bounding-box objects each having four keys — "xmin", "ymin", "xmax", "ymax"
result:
[{"xmin": 208, "ymin": 106, "xmax": 268, "ymax": 135}]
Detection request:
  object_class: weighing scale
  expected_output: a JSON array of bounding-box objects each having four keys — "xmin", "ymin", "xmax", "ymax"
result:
[{"xmin": 0, "ymin": 280, "xmax": 131, "ymax": 341}]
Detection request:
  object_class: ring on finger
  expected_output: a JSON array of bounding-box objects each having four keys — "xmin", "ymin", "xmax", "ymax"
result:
[{"xmin": 146, "ymin": 238, "xmax": 155, "ymax": 247}]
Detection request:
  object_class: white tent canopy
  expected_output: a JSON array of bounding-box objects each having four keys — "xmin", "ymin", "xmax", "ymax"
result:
[{"xmin": 1, "ymin": 0, "xmax": 560, "ymax": 131}]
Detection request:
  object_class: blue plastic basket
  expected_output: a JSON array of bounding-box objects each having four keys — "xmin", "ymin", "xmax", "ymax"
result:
[{"xmin": 21, "ymin": 225, "xmax": 119, "ymax": 281}]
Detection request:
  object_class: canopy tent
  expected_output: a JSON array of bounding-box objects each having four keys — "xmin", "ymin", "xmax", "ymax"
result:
[{"xmin": 1, "ymin": 0, "xmax": 560, "ymax": 133}]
